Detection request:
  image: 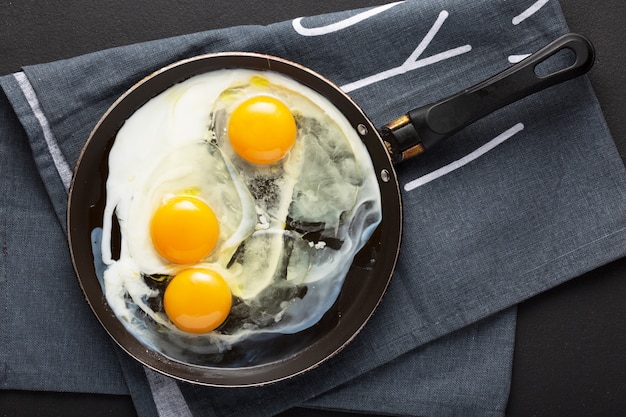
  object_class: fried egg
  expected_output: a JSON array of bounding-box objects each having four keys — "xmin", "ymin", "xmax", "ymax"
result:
[{"xmin": 97, "ymin": 67, "xmax": 382, "ymax": 358}]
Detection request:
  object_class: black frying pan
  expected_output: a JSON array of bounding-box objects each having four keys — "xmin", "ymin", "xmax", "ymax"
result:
[{"xmin": 68, "ymin": 33, "xmax": 594, "ymax": 386}]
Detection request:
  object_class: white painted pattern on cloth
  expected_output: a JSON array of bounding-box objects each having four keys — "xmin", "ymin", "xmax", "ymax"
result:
[
  {"xmin": 13, "ymin": 71, "xmax": 73, "ymax": 192},
  {"xmin": 292, "ymin": 2, "xmax": 403, "ymax": 36},
  {"xmin": 404, "ymin": 123, "xmax": 525, "ymax": 191},
  {"xmin": 512, "ymin": 0, "xmax": 550, "ymax": 25},
  {"xmin": 508, "ymin": 53, "xmax": 531, "ymax": 63},
  {"xmin": 340, "ymin": 11, "xmax": 472, "ymax": 93}
]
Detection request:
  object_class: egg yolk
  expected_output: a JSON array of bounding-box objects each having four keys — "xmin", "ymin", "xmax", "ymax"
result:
[
  {"xmin": 227, "ymin": 95, "xmax": 297, "ymax": 164},
  {"xmin": 164, "ymin": 268, "xmax": 232, "ymax": 333},
  {"xmin": 150, "ymin": 195, "xmax": 219, "ymax": 264}
]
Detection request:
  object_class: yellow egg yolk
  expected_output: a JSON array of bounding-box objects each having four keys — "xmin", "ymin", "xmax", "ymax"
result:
[
  {"xmin": 227, "ymin": 95, "xmax": 297, "ymax": 164},
  {"xmin": 150, "ymin": 195, "xmax": 219, "ymax": 264},
  {"xmin": 164, "ymin": 268, "xmax": 232, "ymax": 333}
]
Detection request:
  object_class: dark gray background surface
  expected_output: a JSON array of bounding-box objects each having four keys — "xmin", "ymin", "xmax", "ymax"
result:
[{"xmin": 1, "ymin": 1, "xmax": 624, "ymax": 416}]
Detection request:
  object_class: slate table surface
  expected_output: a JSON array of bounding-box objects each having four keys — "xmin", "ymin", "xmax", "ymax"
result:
[{"xmin": 0, "ymin": 1, "xmax": 624, "ymax": 416}]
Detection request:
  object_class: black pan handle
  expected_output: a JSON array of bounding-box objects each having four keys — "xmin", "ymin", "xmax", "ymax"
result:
[{"xmin": 380, "ymin": 33, "xmax": 595, "ymax": 164}]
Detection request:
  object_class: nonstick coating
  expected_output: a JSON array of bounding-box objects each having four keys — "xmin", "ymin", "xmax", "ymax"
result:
[{"xmin": 67, "ymin": 53, "xmax": 403, "ymax": 386}]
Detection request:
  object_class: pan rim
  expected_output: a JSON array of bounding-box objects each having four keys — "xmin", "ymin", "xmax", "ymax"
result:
[{"xmin": 67, "ymin": 51, "xmax": 403, "ymax": 386}]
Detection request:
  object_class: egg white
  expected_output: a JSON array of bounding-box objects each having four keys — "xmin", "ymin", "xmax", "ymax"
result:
[{"xmin": 99, "ymin": 68, "xmax": 382, "ymax": 356}]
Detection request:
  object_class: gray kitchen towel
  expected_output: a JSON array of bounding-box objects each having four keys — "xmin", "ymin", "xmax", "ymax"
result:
[
  {"xmin": 2, "ymin": 1, "xmax": 626, "ymax": 417},
  {"xmin": 303, "ymin": 309, "xmax": 517, "ymax": 416}
]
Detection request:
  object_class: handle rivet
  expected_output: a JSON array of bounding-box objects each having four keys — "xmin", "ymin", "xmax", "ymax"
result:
[
  {"xmin": 357, "ymin": 124, "xmax": 368, "ymax": 136},
  {"xmin": 380, "ymin": 169, "xmax": 390, "ymax": 183}
]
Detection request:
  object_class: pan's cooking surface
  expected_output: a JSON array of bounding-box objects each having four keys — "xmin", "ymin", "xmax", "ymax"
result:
[{"xmin": 68, "ymin": 53, "xmax": 403, "ymax": 386}]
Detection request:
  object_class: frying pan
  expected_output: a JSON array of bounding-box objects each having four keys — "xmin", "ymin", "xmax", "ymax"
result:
[{"xmin": 68, "ymin": 33, "xmax": 594, "ymax": 386}]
